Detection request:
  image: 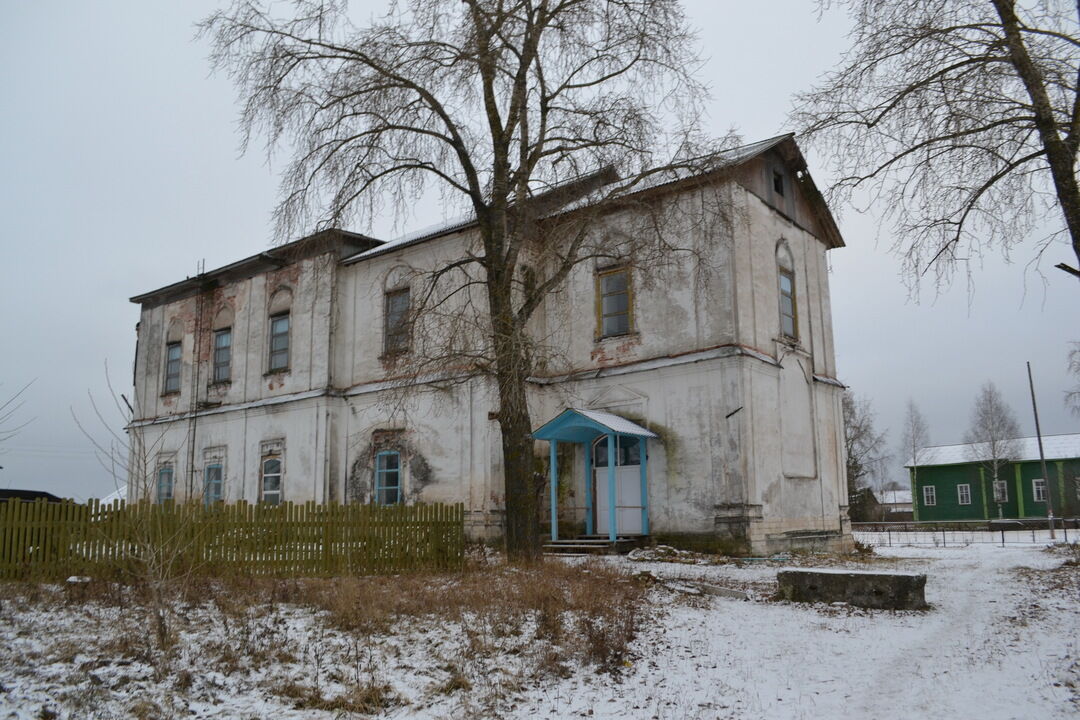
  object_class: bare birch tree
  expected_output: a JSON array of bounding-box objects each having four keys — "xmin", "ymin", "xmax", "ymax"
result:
[
  {"xmin": 842, "ymin": 390, "xmax": 890, "ymax": 496},
  {"xmin": 793, "ymin": 0, "xmax": 1080, "ymax": 288},
  {"xmin": 899, "ymin": 399, "xmax": 931, "ymax": 492},
  {"xmin": 201, "ymin": 0, "xmax": 728, "ymax": 559},
  {"xmin": 0, "ymin": 381, "xmax": 34, "ymax": 462},
  {"xmin": 964, "ymin": 381, "xmax": 1022, "ymax": 506}
]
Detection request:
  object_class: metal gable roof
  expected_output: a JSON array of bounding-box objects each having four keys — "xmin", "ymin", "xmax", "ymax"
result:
[
  {"xmin": 532, "ymin": 408, "xmax": 658, "ymax": 443},
  {"xmin": 905, "ymin": 433, "xmax": 1080, "ymax": 467}
]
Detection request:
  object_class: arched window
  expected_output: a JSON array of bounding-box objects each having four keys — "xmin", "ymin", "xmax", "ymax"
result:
[
  {"xmin": 776, "ymin": 242, "xmax": 797, "ymax": 341},
  {"xmin": 163, "ymin": 319, "xmax": 184, "ymax": 394},
  {"xmin": 267, "ymin": 287, "xmax": 292, "ymax": 372},
  {"xmin": 212, "ymin": 307, "xmax": 234, "ymax": 383}
]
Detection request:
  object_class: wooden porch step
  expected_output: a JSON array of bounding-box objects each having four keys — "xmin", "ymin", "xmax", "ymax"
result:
[{"xmin": 542, "ymin": 536, "xmax": 645, "ymax": 555}]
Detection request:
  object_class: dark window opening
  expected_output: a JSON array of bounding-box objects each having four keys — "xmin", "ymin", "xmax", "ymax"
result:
[
  {"xmin": 384, "ymin": 288, "xmax": 410, "ymax": 355},
  {"xmin": 598, "ymin": 268, "xmax": 631, "ymax": 338}
]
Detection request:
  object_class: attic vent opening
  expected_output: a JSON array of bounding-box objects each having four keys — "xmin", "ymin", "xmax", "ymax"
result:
[{"xmin": 772, "ymin": 170, "xmax": 785, "ymax": 197}]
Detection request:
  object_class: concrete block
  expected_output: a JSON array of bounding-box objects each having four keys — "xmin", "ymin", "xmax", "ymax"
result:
[{"xmin": 776, "ymin": 568, "xmax": 927, "ymax": 610}]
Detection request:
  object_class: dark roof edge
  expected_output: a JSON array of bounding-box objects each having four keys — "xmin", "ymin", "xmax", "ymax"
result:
[{"xmin": 130, "ymin": 228, "xmax": 382, "ymax": 308}]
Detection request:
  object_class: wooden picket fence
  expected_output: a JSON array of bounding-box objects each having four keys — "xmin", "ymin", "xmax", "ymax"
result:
[{"xmin": 0, "ymin": 498, "xmax": 464, "ymax": 581}]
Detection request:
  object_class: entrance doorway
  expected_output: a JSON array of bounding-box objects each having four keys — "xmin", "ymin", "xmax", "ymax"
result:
[{"xmin": 592, "ymin": 435, "xmax": 644, "ymax": 535}]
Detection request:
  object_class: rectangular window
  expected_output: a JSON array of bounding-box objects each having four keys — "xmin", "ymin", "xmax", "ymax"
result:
[
  {"xmin": 384, "ymin": 288, "xmax": 410, "ymax": 355},
  {"xmin": 957, "ymin": 483, "xmax": 971, "ymax": 505},
  {"xmin": 213, "ymin": 328, "xmax": 232, "ymax": 383},
  {"xmin": 204, "ymin": 463, "xmax": 223, "ymax": 505},
  {"xmin": 261, "ymin": 455, "xmax": 282, "ymax": 505},
  {"xmin": 157, "ymin": 465, "xmax": 174, "ymax": 503},
  {"xmin": 597, "ymin": 267, "xmax": 631, "ymax": 338},
  {"xmin": 268, "ymin": 313, "xmax": 290, "ymax": 372},
  {"xmin": 922, "ymin": 485, "xmax": 936, "ymax": 506},
  {"xmin": 1032, "ymin": 478, "xmax": 1047, "ymax": 503},
  {"xmin": 993, "ymin": 480, "xmax": 1008, "ymax": 503},
  {"xmin": 374, "ymin": 451, "xmax": 401, "ymax": 505},
  {"xmin": 779, "ymin": 269, "xmax": 797, "ymax": 339},
  {"xmin": 164, "ymin": 342, "xmax": 182, "ymax": 393}
]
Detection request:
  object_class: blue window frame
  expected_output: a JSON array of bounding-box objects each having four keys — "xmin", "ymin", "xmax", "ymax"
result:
[
  {"xmin": 213, "ymin": 328, "xmax": 232, "ymax": 382},
  {"xmin": 157, "ymin": 465, "xmax": 174, "ymax": 502},
  {"xmin": 374, "ymin": 451, "xmax": 401, "ymax": 505},
  {"xmin": 204, "ymin": 463, "xmax": 223, "ymax": 505}
]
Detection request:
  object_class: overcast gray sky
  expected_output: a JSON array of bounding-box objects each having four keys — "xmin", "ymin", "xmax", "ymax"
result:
[{"xmin": 1, "ymin": 1, "xmax": 1075, "ymax": 500}]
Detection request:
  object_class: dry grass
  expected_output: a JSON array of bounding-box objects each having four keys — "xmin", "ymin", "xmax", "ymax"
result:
[{"xmin": 0, "ymin": 558, "xmax": 648, "ymax": 717}]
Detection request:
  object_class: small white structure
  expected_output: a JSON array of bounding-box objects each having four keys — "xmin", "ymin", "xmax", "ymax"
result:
[{"xmin": 127, "ymin": 134, "xmax": 851, "ymax": 553}]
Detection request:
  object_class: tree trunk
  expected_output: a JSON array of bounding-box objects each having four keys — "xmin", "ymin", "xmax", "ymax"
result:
[
  {"xmin": 487, "ymin": 265, "xmax": 541, "ymax": 562},
  {"xmin": 992, "ymin": 0, "xmax": 1080, "ymax": 276}
]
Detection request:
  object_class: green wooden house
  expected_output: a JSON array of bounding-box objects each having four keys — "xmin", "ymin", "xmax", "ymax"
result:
[{"xmin": 907, "ymin": 433, "xmax": 1080, "ymax": 522}]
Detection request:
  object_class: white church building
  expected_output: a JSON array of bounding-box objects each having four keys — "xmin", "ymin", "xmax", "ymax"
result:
[{"xmin": 127, "ymin": 134, "xmax": 850, "ymax": 554}]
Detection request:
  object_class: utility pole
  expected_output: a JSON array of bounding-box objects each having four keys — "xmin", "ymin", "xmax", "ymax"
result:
[{"xmin": 1026, "ymin": 361, "xmax": 1055, "ymax": 540}]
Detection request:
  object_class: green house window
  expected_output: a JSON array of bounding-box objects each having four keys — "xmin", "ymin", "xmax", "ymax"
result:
[
  {"xmin": 922, "ymin": 485, "xmax": 936, "ymax": 506},
  {"xmin": 374, "ymin": 451, "xmax": 402, "ymax": 505},
  {"xmin": 1032, "ymin": 478, "xmax": 1047, "ymax": 503},
  {"xmin": 957, "ymin": 484, "xmax": 971, "ymax": 505},
  {"xmin": 993, "ymin": 480, "xmax": 1008, "ymax": 503}
]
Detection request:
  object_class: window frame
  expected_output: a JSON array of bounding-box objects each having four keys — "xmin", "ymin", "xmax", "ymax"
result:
[
  {"xmin": 204, "ymin": 462, "xmax": 224, "ymax": 506},
  {"xmin": 957, "ymin": 483, "xmax": 972, "ymax": 506},
  {"xmin": 778, "ymin": 267, "xmax": 798, "ymax": 341},
  {"xmin": 156, "ymin": 464, "xmax": 174, "ymax": 503},
  {"xmin": 163, "ymin": 341, "xmax": 182, "ymax": 394},
  {"xmin": 268, "ymin": 312, "xmax": 290, "ymax": 373},
  {"xmin": 260, "ymin": 454, "xmax": 283, "ymax": 505},
  {"xmin": 596, "ymin": 266, "xmax": 633, "ymax": 339},
  {"xmin": 992, "ymin": 479, "xmax": 1008, "ymax": 503},
  {"xmin": 922, "ymin": 485, "xmax": 937, "ymax": 506},
  {"xmin": 383, "ymin": 287, "xmax": 411, "ymax": 356},
  {"xmin": 374, "ymin": 450, "xmax": 402, "ymax": 505},
  {"xmin": 212, "ymin": 328, "xmax": 232, "ymax": 383},
  {"xmin": 1032, "ymin": 477, "xmax": 1047, "ymax": 503}
]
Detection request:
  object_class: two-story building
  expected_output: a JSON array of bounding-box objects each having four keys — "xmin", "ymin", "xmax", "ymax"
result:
[{"xmin": 127, "ymin": 133, "xmax": 850, "ymax": 554}]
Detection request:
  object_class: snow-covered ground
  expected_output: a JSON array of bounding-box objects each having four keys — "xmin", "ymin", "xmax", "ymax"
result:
[{"xmin": 1, "ymin": 544, "xmax": 1076, "ymax": 719}]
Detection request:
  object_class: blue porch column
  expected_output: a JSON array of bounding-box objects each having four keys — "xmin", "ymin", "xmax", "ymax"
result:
[
  {"xmin": 584, "ymin": 441, "xmax": 594, "ymax": 535},
  {"xmin": 607, "ymin": 433, "xmax": 617, "ymax": 541},
  {"xmin": 640, "ymin": 439, "xmax": 649, "ymax": 535},
  {"xmin": 549, "ymin": 440, "xmax": 558, "ymax": 541}
]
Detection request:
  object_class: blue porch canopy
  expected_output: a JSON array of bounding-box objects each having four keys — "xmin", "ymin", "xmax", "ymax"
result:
[{"xmin": 532, "ymin": 409, "xmax": 657, "ymax": 542}]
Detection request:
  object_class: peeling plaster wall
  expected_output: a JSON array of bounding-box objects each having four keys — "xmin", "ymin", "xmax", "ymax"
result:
[{"xmin": 128, "ymin": 151, "xmax": 846, "ymax": 551}]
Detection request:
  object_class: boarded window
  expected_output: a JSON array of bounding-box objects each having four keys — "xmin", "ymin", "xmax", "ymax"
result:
[
  {"xmin": 922, "ymin": 485, "xmax": 936, "ymax": 506},
  {"xmin": 957, "ymin": 483, "xmax": 971, "ymax": 505},
  {"xmin": 384, "ymin": 288, "xmax": 410, "ymax": 355},
  {"xmin": 374, "ymin": 451, "xmax": 402, "ymax": 505},
  {"xmin": 204, "ymin": 463, "xmax": 223, "ymax": 505},
  {"xmin": 597, "ymin": 267, "xmax": 631, "ymax": 338},
  {"xmin": 213, "ymin": 328, "xmax": 232, "ymax": 383},
  {"xmin": 268, "ymin": 313, "xmax": 290, "ymax": 372},
  {"xmin": 157, "ymin": 464, "xmax": 174, "ymax": 503},
  {"xmin": 261, "ymin": 456, "xmax": 282, "ymax": 505},
  {"xmin": 163, "ymin": 342, "xmax": 182, "ymax": 393}
]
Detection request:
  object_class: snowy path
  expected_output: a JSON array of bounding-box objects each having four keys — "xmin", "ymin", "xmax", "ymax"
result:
[{"xmin": 519, "ymin": 546, "xmax": 1078, "ymax": 720}]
